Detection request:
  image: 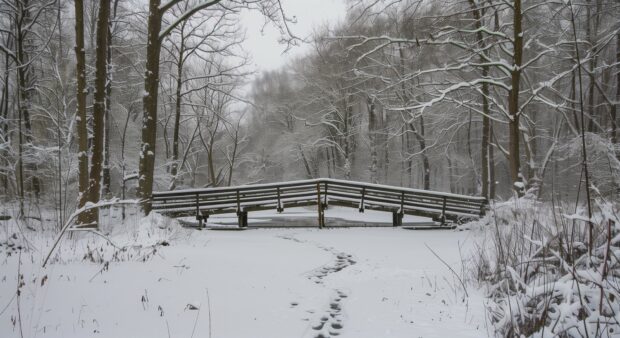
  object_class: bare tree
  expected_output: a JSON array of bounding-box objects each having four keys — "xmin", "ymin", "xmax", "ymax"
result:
[
  {"xmin": 74, "ymin": 0, "xmax": 89, "ymax": 224},
  {"xmin": 85, "ymin": 0, "xmax": 110, "ymax": 226},
  {"xmin": 138, "ymin": 0, "xmax": 297, "ymax": 213},
  {"xmin": 161, "ymin": 4, "xmax": 243, "ymax": 189}
]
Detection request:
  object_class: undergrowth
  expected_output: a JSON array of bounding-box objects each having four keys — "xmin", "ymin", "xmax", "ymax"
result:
[{"xmin": 472, "ymin": 197, "xmax": 620, "ymax": 337}]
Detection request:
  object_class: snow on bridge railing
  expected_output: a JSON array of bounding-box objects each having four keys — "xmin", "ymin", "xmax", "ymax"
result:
[{"xmin": 151, "ymin": 178, "xmax": 488, "ymax": 228}]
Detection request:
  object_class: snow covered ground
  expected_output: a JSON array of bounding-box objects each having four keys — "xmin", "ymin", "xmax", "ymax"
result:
[{"xmin": 0, "ymin": 207, "xmax": 489, "ymax": 338}]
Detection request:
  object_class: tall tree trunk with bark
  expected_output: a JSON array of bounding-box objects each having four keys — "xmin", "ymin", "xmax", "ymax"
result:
[
  {"xmin": 586, "ymin": 0, "xmax": 601, "ymax": 132},
  {"xmin": 508, "ymin": 0, "xmax": 524, "ymax": 195},
  {"xmin": 102, "ymin": 15, "xmax": 114, "ymax": 198},
  {"xmin": 170, "ymin": 27, "xmax": 186, "ymax": 190},
  {"xmin": 612, "ymin": 30, "xmax": 619, "ymax": 156},
  {"xmin": 14, "ymin": 0, "xmax": 40, "ymax": 199},
  {"xmin": 74, "ymin": 0, "xmax": 90, "ymax": 224},
  {"xmin": 382, "ymin": 109, "xmax": 389, "ymax": 184},
  {"xmin": 409, "ymin": 121, "xmax": 430, "ymax": 190},
  {"xmin": 468, "ymin": 0, "xmax": 492, "ymax": 199},
  {"xmin": 226, "ymin": 126, "xmax": 240, "ymax": 186},
  {"xmin": 341, "ymin": 95, "xmax": 354, "ymax": 180},
  {"xmin": 489, "ymin": 123, "xmax": 496, "ymax": 199},
  {"xmin": 138, "ymin": 0, "xmax": 163, "ymax": 213},
  {"xmin": 87, "ymin": 0, "xmax": 110, "ymax": 226},
  {"xmin": 1, "ymin": 47, "xmax": 10, "ymax": 199},
  {"xmin": 367, "ymin": 95, "xmax": 378, "ymax": 183}
]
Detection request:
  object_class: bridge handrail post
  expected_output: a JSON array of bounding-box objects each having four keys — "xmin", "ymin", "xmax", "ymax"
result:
[
  {"xmin": 195, "ymin": 192, "xmax": 202, "ymax": 227},
  {"xmin": 316, "ymin": 182, "xmax": 324, "ymax": 229},
  {"xmin": 440, "ymin": 196, "xmax": 447, "ymax": 224},
  {"xmin": 276, "ymin": 187, "xmax": 283, "ymax": 212},
  {"xmin": 323, "ymin": 181, "xmax": 328, "ymax": 208},
  {"xmin": 359, "ymin": 187, "xmax": 365, "ymax": 212},
  {"xmin": 236, "ymin": 190, "xmax": 241, "ymax": 215},
  {"xmin": 400, "ymin": 191, "xmax": 405, "ymax": 217}
]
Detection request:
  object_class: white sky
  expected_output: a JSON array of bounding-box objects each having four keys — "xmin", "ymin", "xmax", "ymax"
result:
[{"xmin": 241, "ymin": 0, "xmax": 347, "ymax": 72}]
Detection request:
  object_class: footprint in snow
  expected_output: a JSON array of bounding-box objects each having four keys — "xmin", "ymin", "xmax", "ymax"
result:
[{"xmin": 311, "ymin": 289, "xmax": 347, "ymax": 337}]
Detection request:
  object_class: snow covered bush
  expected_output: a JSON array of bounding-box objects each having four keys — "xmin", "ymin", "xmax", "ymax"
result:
[
  {"xmin": 473, "ymin": 197, "xmax": 620, "ymax": 337},
  {"xmin": 0, "ymin": 202, "xmax": 181, "ymax": 266},
  {"xmin": 559, "ymin": 134, "xmax": 620, "ymax": 196},
  {"xmin": 48, "ymin": 208, "xmax": 181, "ymax": 265}
]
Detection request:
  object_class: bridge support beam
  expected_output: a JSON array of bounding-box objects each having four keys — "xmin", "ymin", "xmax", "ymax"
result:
[
  {"xmin": 196, "ymin": 211, "xmax": 208, "ymax": 229},
  {"xmin": 392, "ymin": 211, "xmax": 403, "ymax": 227},
  {"xmin": 317, "ymin": 182, "xmax": 325, "ymax": 228},
  {"xmin": 317, "ymin": 204, "xmax": 325, "ymax": 229},
  {"xmin": 238, "ymin": 211, "xmax": 248, "ymax": 228}
]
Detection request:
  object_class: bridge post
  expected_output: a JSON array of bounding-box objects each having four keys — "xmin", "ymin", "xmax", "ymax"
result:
[
  {"xmin": 392, "ymin": 211, "xmax": 402, "ymax": 227},
  {"xmin": 236, "ymin": 190, "xmax": 241, "ymax": 213},
  {"xmin": 359, "ymin": 187, "xmax": 365, "ymax": 212},
  {"xmin": 316, "ymin": 182, "xmax": 324, "ymax": 228},
  {"xmin": 276, "ymin": 187, "xmax": 283, "ymax": 212},
  {"xmin": 399, "ymin": 192, "xmax": 405, "ymax": 224},
  {"xmin": 196, "ymin": 212, "xmax": 209, "ymax": 229},
  {"xmin": 195, "ymin": 193, "xmax": 201, "ymax": 227},
  {"xmin": 323, "ymin": 182, "xmax": 328, "ymax": 209},
  {"xmin": 440, "ymin": 196, "xmax": 447, "ymax": 225},
  {"xmin": 238, "ymin": 211, "xmax": 248, "ymax": 228}
]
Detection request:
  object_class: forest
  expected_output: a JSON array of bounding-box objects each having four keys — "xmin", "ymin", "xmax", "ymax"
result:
[
  {"xmin": 0, "ymin": 1, "xmax": 620, "ymax": 336},
  {"xmin": 0, "ymin": 0, "xmax": 618, "ymax": 217}
]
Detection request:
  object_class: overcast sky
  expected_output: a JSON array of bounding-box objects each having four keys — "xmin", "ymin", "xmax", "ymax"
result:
[{"xmin": 241, "ymin": 0, "xmax": 347, "ymax": 72}]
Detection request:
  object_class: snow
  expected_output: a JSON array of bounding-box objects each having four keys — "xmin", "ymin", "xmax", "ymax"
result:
[
  {"xmin": 0, "ymin": 209, "xmax": 487, "ymax": 338},
  {"xmin": 154, "ymin": 178, "xmax": 487, "ymax": 201}
]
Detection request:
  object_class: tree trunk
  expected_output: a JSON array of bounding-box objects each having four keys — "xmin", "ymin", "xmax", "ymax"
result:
[
  {"xmin": 467, "ymin": 111, "xmax": 477, "ymax": 193},
  {"xmin": 342, "ymin": 96, "xmax": 353, "ymax": 180},
  {"xmin": 102, "ymin": 18, "xmax": 113, "ymax": 198},
  {"xmin": 14, "ymin": 1, "xmax": 40, "ymax": 199},
  {"xmin": 325, "ymin": 147, "xmax": 333, "ymax": 178},
  {"xmin": 74, "ymin": 0, "xmax": 90, "ymax": 224},
  {"xmin": 611, "ymin": 30, "xmax": 619, "ymax": 155},
  {"xmin": 1, "ymin": 48, "xmax": 10, "ymax": 199},
  {"xmin": 299, "ymin": 145, "xmax": 314, "ymax": 179},
  {"xmin": 170, "ymin": 33, "xmax": 185, "ymax": 190},
  {"xmin": 226, "ymin": 127, "xmax": 239, "ymax": 186},
  {"xmin": 396, "ymin": 44, "xmax": 428, "ymax": 189},
  {"xmin": 87, "ymin": 0, "xmax": 110, "ymax": 226},
  {"xmin": 585, "ymin": 0, "xmax": 602, "ymax": 132},
  {"xmin": 382, "ymin": 109, "xmax": 389, "ymax": 184},
  {"xmin": 368, "ymin": 95, "xmax": 378, "ymax": 184},
  {"xmin": 508, "ymin": 0, "xmax": 524, "ymax": 195},
  {"xmin": 468, "ymin": 0, "xmax": 492, "ymax": 199},
  {"xmin": 409, "ymin": 122, "xmax": 430, "ymax": 190},
  {"xmin": 138, "ymin": 0, "xmax": 163, "ymax": 214},
  {"xmin": 207, "ymin": 135, "xmax": 217, "ymax": 186},
  {"xmin": 446, "ymin": 154, "xmax": 455, "ymax": 193},
  {"xmin": 489, "ymin": 123, "xmax": 496, "ymax": 199}
]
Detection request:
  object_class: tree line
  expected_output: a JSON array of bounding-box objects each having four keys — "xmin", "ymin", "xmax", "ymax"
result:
[
  {"xmin": 0, "ymin": 0, "xmax": 618, "ymax": 227},
  {"xmin": 0, "ymin": 0, "xmax": 294, "ymax": 225},
  {"xmin": 246, "ymin": 0, "xmax": 619, "ymax": 202}
]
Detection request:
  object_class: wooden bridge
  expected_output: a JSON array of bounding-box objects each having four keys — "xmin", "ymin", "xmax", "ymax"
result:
[{"xmin": 151, "ymin": 178, "xmax": 487, "ymax": 228}]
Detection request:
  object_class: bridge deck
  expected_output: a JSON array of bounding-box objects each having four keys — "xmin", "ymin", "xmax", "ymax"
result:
[{"xmin": 151, "ymin": 178, "xmax": 487, "ymax": 228}]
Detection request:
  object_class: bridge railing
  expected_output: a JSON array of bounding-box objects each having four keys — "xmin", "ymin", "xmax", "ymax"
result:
[{"xmin": 151, "ymin": 178, "xmax": 487, "ymax": 228}]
